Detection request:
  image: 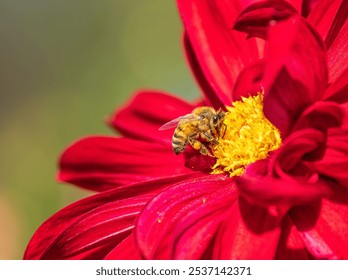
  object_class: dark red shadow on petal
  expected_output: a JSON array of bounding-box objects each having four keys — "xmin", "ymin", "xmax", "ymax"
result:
[
  {"xmin": 238, "ymin": 196, "xmax": 285, "ymax": 233},
  {"xmin": 289, "ymin": 202, "xmax": 341, "ymax": 259},
  {"xmin": 309, "ymin": 188, "xmax": 348, "ymax": 259},
  {"xmin": 232, "ymin": 60, "xmax": 265, "ymax": 101},
  {"xmin": 275, "ymin": 215, "xmax": 311, "ymax": 259},
  {"xmin": 292, "ymin": 101, "xmax": 343, "ymax": 133},
  {"xmin": 313, "ymin": 129, "xmax": 348, "ymax": 188},
  {"xmin": 183, "ymin": 148, "xmax": 216, "ymax": 173},
  {"xmin": 109, "ymin": 91, "xmax": 195, "ymax": 145},
  {"xmin": 313, "ymin": 197, "xmax": 348, "ymax": 259},
  {"xmin": 301, "ymin": 0, "xmax": 319, "ymax": 18},
  {"xmin": 213, "ymin": 197, "xmax": 282, "ymax": 259},
  {"xmin": 262, "ymin": 16, "xmax": 328, "ymax": 136}
]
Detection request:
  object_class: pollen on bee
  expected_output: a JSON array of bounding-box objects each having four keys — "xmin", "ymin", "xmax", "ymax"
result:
[{"xmin": 211, "ymin": 91, "xmax": 282, "ymax": 177}]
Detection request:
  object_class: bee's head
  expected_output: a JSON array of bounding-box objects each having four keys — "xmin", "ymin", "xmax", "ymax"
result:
[{"xmin": 212, "ymin": 109, "xmax": 225, "ymax": 128}]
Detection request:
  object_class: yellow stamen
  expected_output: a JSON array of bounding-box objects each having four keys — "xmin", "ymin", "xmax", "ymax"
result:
[{"xmin": 212, "ymin": 92, "xmax": 282, "ymax": 177}]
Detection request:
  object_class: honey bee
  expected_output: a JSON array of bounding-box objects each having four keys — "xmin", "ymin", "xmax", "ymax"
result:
[{"xmin": 159, "ymin": 106, "xmax": 226, "ymax": 156}]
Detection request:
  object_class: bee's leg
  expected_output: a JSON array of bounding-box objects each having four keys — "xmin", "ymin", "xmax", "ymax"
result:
[
  {"xmin": 220, "ymin": 124, "xmax": 227, "ymax": 139},
  {"xmin": 188, "ymin": 138, "xmax": 213, "ymax": 157},
  {"xmin": 202, "ymin": 132, "xmax": 219, "ymax": 145}
]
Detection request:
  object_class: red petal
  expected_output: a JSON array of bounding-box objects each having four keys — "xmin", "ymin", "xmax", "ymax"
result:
[
  {"xmin": 183, "ymin": 34, "xmax": 225, "ymax": 109},
  {"xmin": 24, "ymin": 176, "xmax": 195, "ymax": 259},
  {"xmin": 307, "ymin": 0, "xmax": 343, "ymax": 43},
  {"xmin": 292, "ymin": 101, "xmax": 343, "ymax": 132},
  {"xmin": 178, "ymin": 0, "xmax": 261, "ymax": 105},
  {"xmin": 290, "ymin": 196, "xmax": 348, "ymax": 259},
  {"xmin": 275, "ymin": 216, "xmax": 311, "ymax": 259},
  {"xmin": 317, "ymin": 198, "xmax": 348, "ymax": 259},
  {"xmin": 24, "ymin": 193, "xmax": 149, "ymax": 259},
  {"xmin": 135, "ymin": 174, "xmax": 236, "ymax": 259},
  {"xmin": 104, "ymin": 234, "xmax": 142, "ymax": 260},
  {"xmin": 214, "ymin": 197, "xmax": 282, "ymax": 259},
  {"xmin": 236, "ymin": 174, "xmax": 331, "ymax": 209},
  {"xmin": 308, "ymin": 0, "xmax": 348, "ymax": 51},
  {"xmin": 311, "ymin": 190, "xmax": 348, "ymax": 259},
  {"xmin": 58, "ymin": 136, "xmax": 195, "ymax": 191},
  {"xmin": 109, "ymin": 91, "xmax": 194, "ymax": 144},
  {"xmin": 272, "ymin": 129, "xmax": 326, "ymax": 173},
  {"xmin": 39, "ymin": 196, "xmax": 149, "ymax": 259},
  {"xmin": 236, "ymin": 130, "xmax": 334, "ymax": 207},
  {"xmin": 327, "ymin": 16, "xmax": 348, "ymax": 84},
  {"xmin": 313, "ymin": 129, "xmax": 348, "ymax": 188},
  {"xmin": 262, "ymin": 16, "xmax": 328, "ymax": 136},
  {"xmin": 324, "ymin": 67, "xmax": 348, "ymax": 103},
  {"xmin": 324, "ymin": 1, "xmax": 348, "ymax": 50},
  {"xmin": 232, "ymin": 60, "xmax": 265, "ymax": 101}
]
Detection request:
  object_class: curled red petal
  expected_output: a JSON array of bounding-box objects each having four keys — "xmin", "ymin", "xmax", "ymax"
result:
[
  {"xmin": 273, "ymin": 129, "xmax": 326, "ymax": 174},
  {"xmin": 292, "ymin": 101, "xmax": 343, "ymax": 132},
  {"xmin": 262, "ymin": 16, "xmax": 328, "ymax": 136},
  {"xmin": 178, "ymin": 0, "xmax": 261, "ymax": 106},
  {"xmin": 234, "ymin": 0, "xmax": 297, "ymax": 39},
  {"xmin": 239, "ymin": 129, "xmax": 334, "ymax": 207},
  {"xmin": 313, "ymin": 129, "xmax": 348, "ymax": 188},
  {"xmin": 236, "ymin": 174, "xmax": 331, "ymax": 209},
  {"xmin": 135, "ymin": 174, "xmax": 236, "ymax": 259},
  {"xmin": 58, "ymin": 136, "xmax": 195, "ymax": 191},
  {"xmin": 214, "ymin": 197, "xmax": 282, "ymax": 259},
  {"xmin": 109, "ymin": 91, "xmax": 194, "ymax": 144}
]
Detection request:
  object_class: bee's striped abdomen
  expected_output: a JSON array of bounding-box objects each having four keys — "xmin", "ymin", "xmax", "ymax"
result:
[{"xmin": 172, "ymin": 128, "xmax": 187, "ymax": 155}]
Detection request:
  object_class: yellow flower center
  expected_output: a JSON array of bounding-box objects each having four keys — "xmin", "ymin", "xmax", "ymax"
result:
[{"xmin": 212, "ymin": 92, "xmax": 282, "ymax": 177}]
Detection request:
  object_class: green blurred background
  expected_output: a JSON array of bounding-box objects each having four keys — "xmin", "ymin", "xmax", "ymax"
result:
[{"xmin": 0, "ymin": 0, "xmax": 199, "ymax": 259}]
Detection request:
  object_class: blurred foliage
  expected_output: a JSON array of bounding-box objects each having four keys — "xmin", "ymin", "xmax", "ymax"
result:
[{"xmin": 0, "ymin": 0, "xmax": 198, "ymax": 259}]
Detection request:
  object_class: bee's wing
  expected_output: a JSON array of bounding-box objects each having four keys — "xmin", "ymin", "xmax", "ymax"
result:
[{"xmin": 159, "ymin": 114, "xmax": 200, "ymax": 130}]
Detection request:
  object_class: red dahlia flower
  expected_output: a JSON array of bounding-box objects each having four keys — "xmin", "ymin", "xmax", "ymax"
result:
[{"xmin": 24, "ymin": 0, "xmax": 348, "ymax": 259}]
